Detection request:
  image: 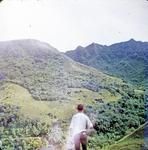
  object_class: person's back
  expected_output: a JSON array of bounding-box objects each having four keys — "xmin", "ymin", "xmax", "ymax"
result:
[
  {"xmin": 69, "ymin": 104, "xmax": 93, "ymax": 150},
  {"xmin": 70, "ymin": 112, "xmax": 92, "ymax": 136}
]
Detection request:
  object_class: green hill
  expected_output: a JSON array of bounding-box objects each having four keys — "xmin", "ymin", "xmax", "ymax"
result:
[
  {"xmin": 0, "ymin": 39, "xmax": 133, "ymax": 102},
  {"xmin": 65, "ymin": 39, "xmax": 148, "ymax": 88},
  {"xmin": 0, "ymin": 39, "xmax": 145, "ymax": 149}
]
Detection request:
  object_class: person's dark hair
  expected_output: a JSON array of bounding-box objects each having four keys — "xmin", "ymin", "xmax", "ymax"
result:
[{"xmin": 77, "ymin": 104, "xmax": 84, "ymax": 111}]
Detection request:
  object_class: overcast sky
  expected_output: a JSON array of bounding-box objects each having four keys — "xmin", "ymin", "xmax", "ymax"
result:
[{"xmin": 0, "ymin": 0, "xmax": 148, "ymax": 51}]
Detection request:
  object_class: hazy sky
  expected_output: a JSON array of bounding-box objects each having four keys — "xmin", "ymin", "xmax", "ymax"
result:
[{"xmin": 0, "ymin": 0, "xmax": 148, "ymax": 51}]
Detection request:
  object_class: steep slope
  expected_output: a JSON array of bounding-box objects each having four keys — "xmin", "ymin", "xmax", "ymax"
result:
[
  {"xmin": 65, "ymin": 39, "xmax": 148, "ymax": 87},
  {"xmin": 0, "ymin": 39, "xmax": 132, "ymax": 102}
]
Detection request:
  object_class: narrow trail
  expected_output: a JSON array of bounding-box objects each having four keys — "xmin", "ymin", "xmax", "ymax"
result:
[{"xmin": 40, "ymin": 121, "xmax": 66, "ymax": 150}]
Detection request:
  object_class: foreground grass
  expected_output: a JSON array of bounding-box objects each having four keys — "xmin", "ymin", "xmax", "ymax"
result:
[
  {"xmin": 106, "ymin": 138, "xmax": 143, "ymax": 150},
  {"xmin": 103, "ymin": 123, "xmax": 146, "ymax": 150}
]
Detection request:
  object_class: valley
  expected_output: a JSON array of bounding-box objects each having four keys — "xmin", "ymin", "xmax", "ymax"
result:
[{"xmin": 0, "ymin": 39, "xmax": 146, "ymax": 149}]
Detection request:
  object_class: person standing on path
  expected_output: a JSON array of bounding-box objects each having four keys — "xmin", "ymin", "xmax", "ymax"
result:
[{"xmin": 69, "ymin": 104, "xmax": 93, "ymax": 150}]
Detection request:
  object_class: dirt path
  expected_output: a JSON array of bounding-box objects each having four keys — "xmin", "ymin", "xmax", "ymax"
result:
[{"xmin": 40, "ymin": 121, "xmax": 66, "ymax": 150}]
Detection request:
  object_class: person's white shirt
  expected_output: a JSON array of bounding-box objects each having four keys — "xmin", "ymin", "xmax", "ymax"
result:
[
  {"xmin": 69, "ymin": 112, "xmax": 93, "ymax": 137},
  {"xmin": 0, "ymin": 140, "xmax": 2, "ymax": 148}
]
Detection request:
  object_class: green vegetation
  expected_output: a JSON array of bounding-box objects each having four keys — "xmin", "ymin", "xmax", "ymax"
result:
[
  {"xmin": 88, "ymin": 90, "xmax": 144, "ymax": 149},
  {"xmin": 65, "ymin": 39, "xmax": 148, "ymax": 88},
  {"xmin": 105, "ymin": 122, "xmax": 147, "ymax": 150},
  {"xmin": 0, "ymin": 103, "xmax": 49, "ymax": 149},
  {"xmin": 0, "ymin": 39, "xmax": 135, "ymax": 102},
  {"xmin": 0, "ymin": 39, "xmax": 146, "ymax": 149}
]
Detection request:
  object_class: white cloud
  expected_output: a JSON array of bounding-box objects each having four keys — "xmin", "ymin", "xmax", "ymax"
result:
[{"xmin": 0, "ymin": 0, "xmax": 148, "ymax": 51}]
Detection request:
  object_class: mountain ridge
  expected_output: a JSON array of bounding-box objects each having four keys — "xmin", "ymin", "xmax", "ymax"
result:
[
  {"xmin": 65, "ymin": 39, "xmax": 148, "ymax": 87},
  {"xmin": 0, "ymin": 39, "xmax": 132, "ymax": 102}
]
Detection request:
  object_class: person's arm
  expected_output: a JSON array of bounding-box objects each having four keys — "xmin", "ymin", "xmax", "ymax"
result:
[
  {"xmin": 86, "ymin": 116, "xmax": 93, "ymax": 129},
  {"xmin": 86, "ymin": 116, "xmax": 95, "ymax": 136}
]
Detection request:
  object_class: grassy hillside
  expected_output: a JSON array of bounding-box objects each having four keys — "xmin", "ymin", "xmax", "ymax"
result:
[
  {"xmin": 0, "ymin": 39, "xmax": 133, "ymax": 102},
  {"xmin": 0, "ymin": 83, "xmax": 104, "ymax": 149},
  {"xmin": 105, "ymin": 122, "xmax": 148, "ymax": 150},
  {"xmin": 1, "ymin": 83, "xmax": 144, "ymax": 149},
  {"xmin": 65, "ymin": 39, "xmax": 148, "ymax": 88},
  {"xmin": 87, "ymin": 88, "xmax": 144, "ymax": 149},
  {"xmin": 0, "ymin": 39, "xmax": 145, "ymax": 149},
  {"xmin": 0, "ymin": 83, "xmax": 107, "ymax": 123}
]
